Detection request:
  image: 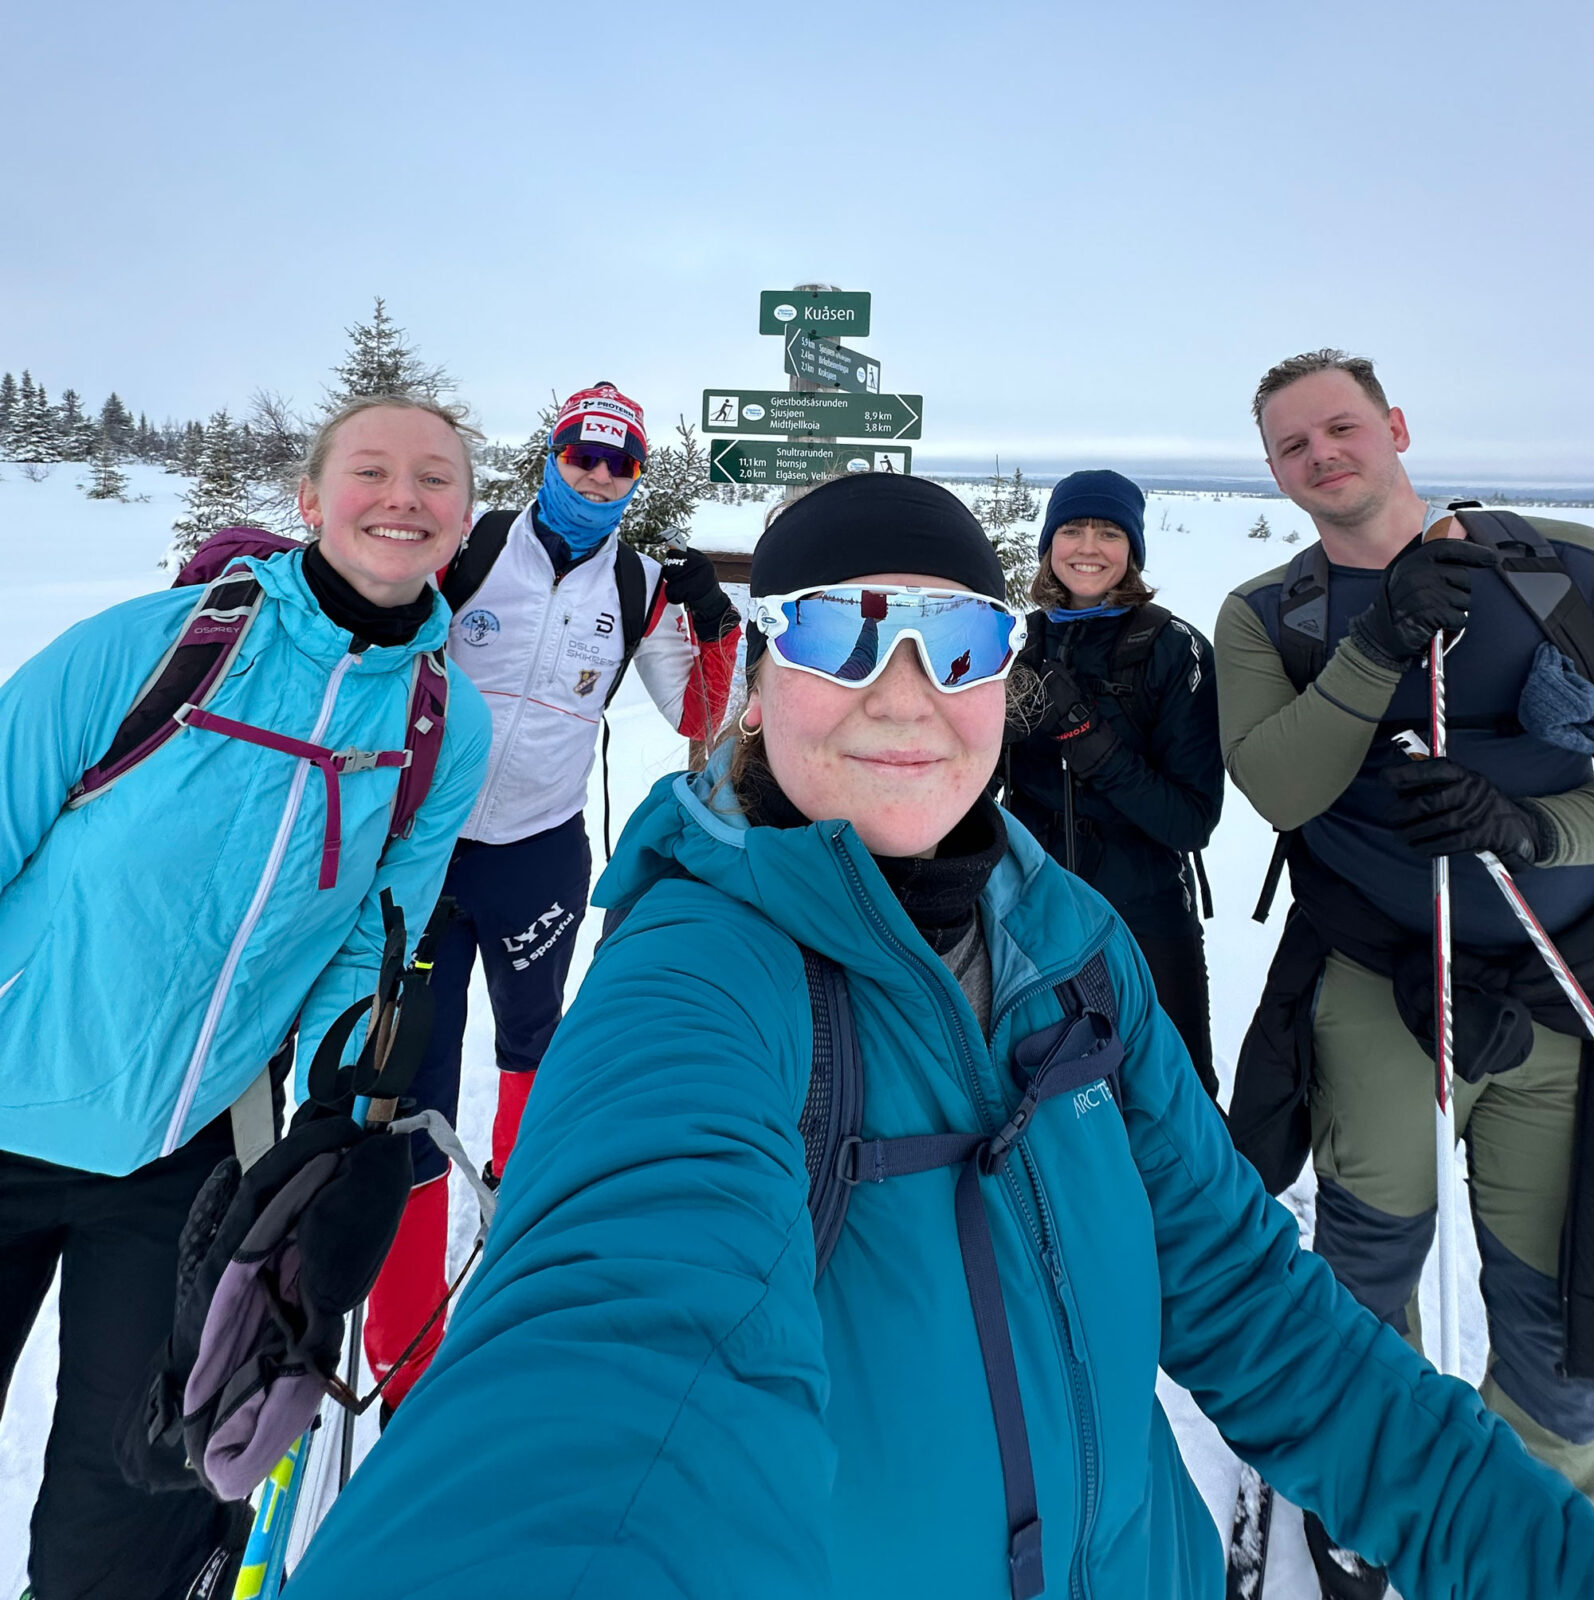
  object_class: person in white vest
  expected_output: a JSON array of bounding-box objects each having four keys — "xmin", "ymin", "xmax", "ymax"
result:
[{"xmin": 364, "ymin": 382, "xmax": 741, "ymax": 1415}]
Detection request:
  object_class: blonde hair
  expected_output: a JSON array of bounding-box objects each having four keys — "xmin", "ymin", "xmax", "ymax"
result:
[
  {"xmin": 302, "ymin": 393, "xmax": 484, "ymax": 504},
  {"xmin": 1030, "ymin": 518, "xmax": 1156, "ymax": 611}
]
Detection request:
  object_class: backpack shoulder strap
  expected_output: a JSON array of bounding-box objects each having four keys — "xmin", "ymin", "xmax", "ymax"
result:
[
  {"xmin": 440, "ymin": 509, "xmax": 517, "ymax": 615},
  {"xmin": 797, "ymin": 946, "xmax": 863, "ymax": 1280},
  {"xmin": 1455, "ymin": 507, "xmax": 1594, "ymax": 679},
  {"xmin": 388, "ymin": 649, "xmax": 450, "ymax": 842},
  {"xmin": 70, "ymin": 564, "xmax": 266, "ymax": 808},
  {"xmin": 1097, "ymin": 602, "xmax": 1174, "ymax": 732},
  {"xmin": 600, "ymin": 541, "xmax": 656, "ymax": 713},
  {"xmin": 1275, "ymin": 543, "xmax": 1330, "ymax": 692}
]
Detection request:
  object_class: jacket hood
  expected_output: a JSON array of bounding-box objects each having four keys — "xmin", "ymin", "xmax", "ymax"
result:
[
  {"xmin": 594, "ymin": 743, "xmax": 1114, "ymax": 987},
  {"xmin": 246, "ymin": 549, "xmax": 453, "ymax": 669}
]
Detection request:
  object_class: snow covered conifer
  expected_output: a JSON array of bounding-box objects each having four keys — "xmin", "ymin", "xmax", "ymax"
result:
[
  {"xmin": 619, "ymin": 419, "xmax": 711, "ymax": 559},
  {"xmin": 971, "ymin": 460, "xmax": 1038, "ymax": 608},
  {"xmin": 325, "ymin": 296, "xmax": 450, "ymax": 411},
  {"xmin": 1248, "ymin": 513, "xmax": 1272, "ymax": 540},
  {"xmin": 84, "ymin": 434, "xmax": 129, "ymax": 501},
  {"xmin": 0, "ymin": 372, "xmax": 16, "ymax": 445},
  {"xmin": 98, "ymin": 393, "xmax": 135, "ymax": 454},
  {"xmin": 57, "ymin": 389, "xmax": 97, "ymax": 461},
  {"xmin": 12, "ymin": 380, "xmax": 63, "ymax": 464},
  {"xmin": 177, "ymin": 420, "xmax": 205, "ymax": 477},
  {"xmin": 170, "ymin": 409, "xmax": 262, "ymax": 563}
]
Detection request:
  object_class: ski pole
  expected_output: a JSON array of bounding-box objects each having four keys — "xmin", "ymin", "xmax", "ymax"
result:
[
  {"xmin": 1390, "ymin": 732, "xmax": 1594, "ymax": 1039},
  {"xmin": 232, "ymin": 1431, "xmax": 310, "ymax": 1599},
  {"xmin": 1428, "ymin": 632, "xmax": 1463, "ymax": 1378}
]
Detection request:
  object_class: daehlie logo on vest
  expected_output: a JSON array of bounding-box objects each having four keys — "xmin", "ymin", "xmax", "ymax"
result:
[{"xmin": 457, "ymin": 609, "xmax": 500, "ymax": 646}]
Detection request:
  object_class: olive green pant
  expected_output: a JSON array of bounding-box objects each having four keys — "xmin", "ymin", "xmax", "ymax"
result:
[{"xmin": 1311, "ymin": 950, "xmax": 1594, "ymax": 1495}]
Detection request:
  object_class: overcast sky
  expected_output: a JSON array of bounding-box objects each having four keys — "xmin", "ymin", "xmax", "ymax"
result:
[{"xmin": 4, "ymin": 0, "xmax": 1590, "ymax": 478}]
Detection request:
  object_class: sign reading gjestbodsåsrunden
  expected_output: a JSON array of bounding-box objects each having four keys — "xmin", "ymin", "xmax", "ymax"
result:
[
  {"xmin": 759, "ymin": 289, "xmax": 872, "ymax": 337},
  {"xmin": 709, "ymin": 439, "xmax": 911, "ymax": 486},
  {"xmin": 702, "ymin": 390, "xmax": 922, "ymax": 441}
]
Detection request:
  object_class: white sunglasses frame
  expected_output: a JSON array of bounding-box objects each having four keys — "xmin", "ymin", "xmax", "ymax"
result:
[{"xmin": 748, "ymin": 584, "xmax": 1028, "ymax": 695}]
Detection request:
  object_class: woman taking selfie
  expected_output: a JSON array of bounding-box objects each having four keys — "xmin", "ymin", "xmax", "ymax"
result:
[
  {"xmin": 0, "ymin": 395, "xmax": 489, "ymax": 1599},
  {"xmin": 291, "ymin": 473, "xmax": 1591, "ymax": 1600}
]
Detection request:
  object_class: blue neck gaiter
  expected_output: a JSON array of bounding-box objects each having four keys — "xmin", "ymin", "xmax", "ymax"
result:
[
  {"xmin": 1046, "ymin": 602, "xmax": 1130, "ymax": 624},
  {"xmin": 535, "ymin": 454, "xmax": 637, "ymax": 556}
]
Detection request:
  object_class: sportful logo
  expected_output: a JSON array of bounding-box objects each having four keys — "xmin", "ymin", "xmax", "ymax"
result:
[{"xmin": 503, "ymin": 903, "xmax": 575, "ymax": 971}]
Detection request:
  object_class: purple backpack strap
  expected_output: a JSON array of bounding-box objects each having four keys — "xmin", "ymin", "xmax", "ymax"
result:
[
  {"xmin": 390, "ymin": 649, "xmax": 449, "ymax": 841},
  {"xmin": 70, "ymin": 563, "xmax": 266, "ymax": 807},
  {"xmin": 177, "ymin": 527, "xmax": 304, "ymax": 586}
]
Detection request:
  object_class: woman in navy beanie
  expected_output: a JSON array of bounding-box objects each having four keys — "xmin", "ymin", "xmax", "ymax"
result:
[{"xmin": 1003, "ymin": 469, "xmax": 1224, "ymax": 1101}]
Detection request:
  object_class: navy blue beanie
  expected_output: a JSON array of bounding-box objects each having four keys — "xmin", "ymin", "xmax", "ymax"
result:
[{"xmin": 1037, "ymin": 470, "xmax": 1146, "ymax": 568}]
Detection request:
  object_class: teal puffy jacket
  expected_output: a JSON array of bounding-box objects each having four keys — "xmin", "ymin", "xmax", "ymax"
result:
[
  {"xmin": 0, "ymin": 551, "xmax": 490, "ymax": 1176},
  {"xmin": 289, "ymin": 757, "xmax": 1594, "ymax": 1599}
]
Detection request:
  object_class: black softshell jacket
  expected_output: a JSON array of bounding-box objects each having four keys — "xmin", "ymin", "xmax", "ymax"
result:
[{"xmin": 1006, "ymin": 607, "xmax": 1223, "ymax": 936}]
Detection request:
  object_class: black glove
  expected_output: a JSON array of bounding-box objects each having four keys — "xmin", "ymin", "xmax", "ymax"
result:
[
  {"xmin": 660, "ymin": 545, "xmax": 737, "ymax": 639},
  {"xmin": 1385, "ymin": 757, "xmax": 1556, "ymax": 869},
  {"xmin": 1349, "ymin": 538, "xmax": 1498, "ymax": 670},
  {"xmin": 1045, "ymin": 665, "xmax": 1118, "ymax": 778},
  {"xmin": 661, "ymin": 546, "xmax": 718, "ymax": 608}
]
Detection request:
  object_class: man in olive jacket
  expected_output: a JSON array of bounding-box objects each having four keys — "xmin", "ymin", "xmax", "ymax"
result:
[{"xmin": 1217, "ymin": 347, "xmax": 1594, "ymax": 1596}]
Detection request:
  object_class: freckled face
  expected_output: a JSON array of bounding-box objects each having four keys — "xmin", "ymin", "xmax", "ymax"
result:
[{"xmin": 746, "ymin": 572, "xmax": 1006, "ymax": 858}]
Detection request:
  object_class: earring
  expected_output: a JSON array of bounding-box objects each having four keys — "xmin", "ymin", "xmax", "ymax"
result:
[{"xmin": 737, "ymin": 708, "xmax": 760, "ymax": 740}]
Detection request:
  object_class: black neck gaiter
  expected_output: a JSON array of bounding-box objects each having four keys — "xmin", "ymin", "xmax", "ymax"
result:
[
  {"xmin": 302, "ymin": 542, "xmax": 436, "ymax": 650},
  {"xmin": 735, "ymin": 759, "xmax": 1006, "ymax": 955}
]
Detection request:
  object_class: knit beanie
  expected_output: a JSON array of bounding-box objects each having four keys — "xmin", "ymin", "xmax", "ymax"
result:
[
  {"xmin": 1037, "ymin": 470, "xmax": 1146, "ymax": 567},
  {"xmin": 549, "ymin": 381, "xmax": 648, "ymax": 470},
  {"xmin": 747, "ymin": 475, "xmax": 1005, "ymax": 668}
]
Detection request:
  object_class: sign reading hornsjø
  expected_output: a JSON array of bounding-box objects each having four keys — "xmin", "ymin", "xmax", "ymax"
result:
[{"xmin": 706, "ymin": 287, "xmax": 922, "ymax": 486}]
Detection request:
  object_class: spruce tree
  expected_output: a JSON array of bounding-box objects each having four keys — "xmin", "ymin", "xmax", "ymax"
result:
[
  {"xmin": 99, "ymin": 393, "xmax": 135, "ymax": 453},
  {"xmin": 170, "ymin": 409, "xmax": 261, "ymax": 562},
  {"xmin": 84, "ymin": 434, "xmax": 130, "ymax": 500},
  {"xmin": 325, "ymin": 296, "xmax": 450, "ymax": 411},
  {"xmin": 0, "ymin": 373, "xmax": 16, "ymax": 444},
  {"xmin": 178, "ymin": 420, "xmax": 205, "ymax": 477},
  {"xmin": 13, "ymin": 380, "xmax": 63, "ymax": 464},
  {"xmin": 1248, "ymin": 513, "xmax": 1272, "ymax": 540},
  {"xmin": 618, "ymin": 419, "xmax": 711, "ymax": 559},
  {"xmin": 971, "ymin": 460, "xmax": 1036, "ymax": 608},
  {"xmin": 57, "ymin": 389, "xmax": 97, "ymax": 460}
]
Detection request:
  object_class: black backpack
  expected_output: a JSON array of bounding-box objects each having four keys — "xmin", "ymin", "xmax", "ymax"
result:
[
  {"xmin": 442, "ymin": 509, "xmax": 660, "ymax": 857},
  {"xmin": 1252, "ymin": 506, "xmax": 1594, "ymax": 921},
  {"xmin": 797, "ymin": 940, "xmax": 1121, "ymax": 1599}
]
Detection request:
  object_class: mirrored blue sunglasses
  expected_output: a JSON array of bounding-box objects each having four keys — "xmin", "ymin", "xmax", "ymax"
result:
[{"xmin": 750, "ymin": 585, "xmax": 1026, "ymax": 694}]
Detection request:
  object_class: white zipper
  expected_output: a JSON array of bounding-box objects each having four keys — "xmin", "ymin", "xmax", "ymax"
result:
[
  {"xmin": 474, "ymin": 539, "xmax": 563, "ymax": 828},
  {"xmin": 162, "ymin": 652, "xmax": 358, "ymax": 1156}
]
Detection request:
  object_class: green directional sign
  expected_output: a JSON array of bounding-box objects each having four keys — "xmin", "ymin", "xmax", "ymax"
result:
[
  {"xmin": 759, "ymin": 288, "xmax": 871, "ymax": 337},
  {"xmin": 709, "ymin": 439, "xmax": 912, "ymax": 487},
  {"xmin": 702, "ymin": 389, "xmax": 922, "ymax": 441},
  {"xmin": 783, "ymin": 327, "xmax": 882, "ymax": 394}
]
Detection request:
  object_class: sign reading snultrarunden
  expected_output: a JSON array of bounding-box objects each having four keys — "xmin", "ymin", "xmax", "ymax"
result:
[{"xmin": 709, "ymin": 439, "xmax": 912, "ymax": 486}]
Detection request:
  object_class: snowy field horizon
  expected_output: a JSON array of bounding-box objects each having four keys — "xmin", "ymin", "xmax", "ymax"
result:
[{"xmin": 0, "ymin": 458, "xmax": 1569, "ymax": 1596}]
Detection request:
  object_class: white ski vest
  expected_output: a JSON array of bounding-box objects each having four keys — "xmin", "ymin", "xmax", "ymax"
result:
[{"xmin": 446, "ymin": 511, "xmax": 703, "ymax": 844}]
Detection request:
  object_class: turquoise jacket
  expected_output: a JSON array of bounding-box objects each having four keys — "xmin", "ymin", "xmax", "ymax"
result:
[
  {"xmin": 0, "ymin": 551, "xmax": 490, "ymax": 1176},
  {"xmin": 290, "ymin": 757, "xmax": 1594, "ymax": 1599}
]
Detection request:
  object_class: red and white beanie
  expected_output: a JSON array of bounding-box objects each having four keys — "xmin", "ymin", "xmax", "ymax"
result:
[{"xmin": 550, "ymin": 382, "xmax": 648, "ymax": 470}]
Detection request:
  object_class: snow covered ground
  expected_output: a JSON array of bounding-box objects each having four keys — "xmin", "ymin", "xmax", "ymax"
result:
[{"xmin": 0, "ymin": 459, "xmax": 1569, "ymax": 1595}]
